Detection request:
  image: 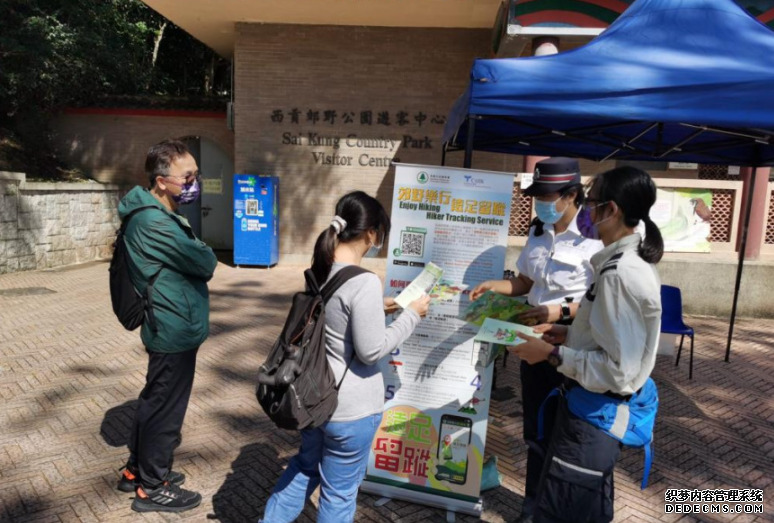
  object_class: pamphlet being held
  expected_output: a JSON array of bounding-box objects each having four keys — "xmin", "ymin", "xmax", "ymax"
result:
[
  {"xmin": 394, "ymin": 262, "xmax": 444, "ymax": 310},
  {"xmin": 475, "ymin": 318, "xmax": 537, "ymax": 346},
  {"xmin": 473, "ymin": 318, "xmax": 539, "ymax": 367},
  {"xmin": 459, "ymin": 290, "xmax": 534, "ymax": 327}
]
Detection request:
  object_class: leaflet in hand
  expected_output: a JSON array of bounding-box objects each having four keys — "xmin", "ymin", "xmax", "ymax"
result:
[
  {"xmin": 475, "ymin": 318, "xmax": 537, "ymax": 347},
  {"xmin": 459, "ymin": 290, "xmax": 533, "ymax": 327},
  {"xmin": 394, "ymin": 262, "xmax": 444, "ymax": 310}
]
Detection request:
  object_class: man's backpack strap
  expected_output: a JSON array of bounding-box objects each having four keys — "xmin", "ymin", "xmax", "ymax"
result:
[{"xmin": 119, "ymin": 206, "xmax": 160, "ymax": 331}]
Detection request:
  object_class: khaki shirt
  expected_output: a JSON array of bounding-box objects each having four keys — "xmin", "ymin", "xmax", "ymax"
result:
[{"xmin": 559, "ymin": 234, "xmax": 662, "ymax": 394}]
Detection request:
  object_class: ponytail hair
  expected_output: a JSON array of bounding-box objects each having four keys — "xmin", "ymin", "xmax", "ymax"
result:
[
  {"xmin": 639, "ymin": 216, "xmax": 664, "ymax": 264},
  {"xmin": 311, "ymin": 191, "xmax": 391, "ymax": 283},
  {"xmin": 591, "ymin": 166, "xmax": 664, "ymax": 264}
]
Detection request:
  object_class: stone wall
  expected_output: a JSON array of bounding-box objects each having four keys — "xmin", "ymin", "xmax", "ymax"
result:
[
  {"xmin": 0, "ymin": 172, "xmax": 120, "ymax": 274},
  {"xmin": 51, "ymin": 111, "xmax": 234, "ymax": 186}
]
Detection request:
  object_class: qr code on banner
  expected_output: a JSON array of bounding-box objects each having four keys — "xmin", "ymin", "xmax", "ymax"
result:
[{"xmin": 400, "ymin": 230, "xmax": 425, "ymax": 257}]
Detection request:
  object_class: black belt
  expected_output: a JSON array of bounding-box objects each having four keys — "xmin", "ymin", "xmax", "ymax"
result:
[{"xmin": 563, "ymin": 378, "xmax": 633, "ymax": 401}]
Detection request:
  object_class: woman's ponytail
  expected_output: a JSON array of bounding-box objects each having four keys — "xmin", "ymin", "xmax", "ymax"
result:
[
  {"xmin": 311, "ymin": 226, "xmax": 338, "ymax": 284},
  {"xmin": 591, "ymin": 166, "xmax": 663, "ymax": 264},
  {"xmin": 639, "ymin": 216, "xmax": 664, "ymax": 264},
  {"xmin": 310, "ymin": 191, "xmax": 391, "ymax": 283}
]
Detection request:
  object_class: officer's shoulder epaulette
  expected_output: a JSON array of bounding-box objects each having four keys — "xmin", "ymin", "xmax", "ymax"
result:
[
  {"xmin": 599, "ymin": 252, "xmax": 624, "ymax": 275},
  {"xmin": 585, "ymin": 283, "xmax": 597, "ymax": 302}
]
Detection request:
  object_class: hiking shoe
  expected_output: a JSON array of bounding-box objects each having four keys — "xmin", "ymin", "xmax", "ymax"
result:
[
  {"xmin": 117, "ymin": 465, "xmax": 185, "ymax": 492},
  {"xmin": 131, "ymin": 482, "xmax": 202, "ymax": 513}
]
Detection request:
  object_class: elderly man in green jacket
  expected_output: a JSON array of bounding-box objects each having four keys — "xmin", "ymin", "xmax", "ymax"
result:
[{"xmin": 116, "ymin": 139, "xmax": 217, "ymax": 513}]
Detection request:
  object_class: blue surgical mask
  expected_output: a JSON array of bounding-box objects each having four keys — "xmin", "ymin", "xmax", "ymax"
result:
[
  {"xmin": 534, "ymin": 198, "xmax": 567, "ymax": 225},
  {"xmin": 364, "ymin": 243, "xmax": 383, "ymax": 258}
]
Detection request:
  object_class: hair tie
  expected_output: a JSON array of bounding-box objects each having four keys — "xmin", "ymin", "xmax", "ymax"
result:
[{"xmin": 330, "ymin": 216, "xmax": 347, "ymax": 235}]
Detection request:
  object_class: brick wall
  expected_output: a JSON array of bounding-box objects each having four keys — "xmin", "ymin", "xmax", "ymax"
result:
[
  {"xmin": 234, "ymin": 23, "xmax": 523, "ymax": 256},
  {"xmin": 51, "ymin": 113, "xmax": 234, "ymax": 186},
  {"xmin": 0, "ymin": 173, "xmax": 120, "ymax": 274}
]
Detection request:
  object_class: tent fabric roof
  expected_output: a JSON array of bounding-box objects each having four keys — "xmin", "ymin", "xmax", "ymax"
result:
[{"xmin": 443, "ymin": 0, "xmax": 774, "ymax": 166}]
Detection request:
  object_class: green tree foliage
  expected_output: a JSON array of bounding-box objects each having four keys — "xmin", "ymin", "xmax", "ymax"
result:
[{"xmin": 0, "ymin": 0, "xmax": 229, "ymax": 176}]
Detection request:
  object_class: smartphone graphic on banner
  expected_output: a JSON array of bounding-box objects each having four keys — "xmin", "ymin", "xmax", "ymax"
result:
[{"xmin": 435, "ymin": 415, "xmax": 473, "ymax": 485}]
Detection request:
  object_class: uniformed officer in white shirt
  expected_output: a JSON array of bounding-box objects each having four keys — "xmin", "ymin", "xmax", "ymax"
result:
[
  {"xmin": 512, "ymin": 166, "xmax": 663, "ymax": 523},
  {"xmin": 471, "ymin": 157, "xmax": 602, "ymax": 523}
]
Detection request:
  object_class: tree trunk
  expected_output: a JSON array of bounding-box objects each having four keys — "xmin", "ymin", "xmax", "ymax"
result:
[
  {"xmin": 204, "ymin": 54, "xmax": 215, "ymax": 95},
  {"xmin": 151, "ymin": 21, "xmax": 167, "ymax": 68}
]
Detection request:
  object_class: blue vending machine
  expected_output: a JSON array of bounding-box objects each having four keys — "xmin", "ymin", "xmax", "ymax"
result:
[{"xmin": 233, "ymin": 174, "xmax": 279, "ymax": 267}]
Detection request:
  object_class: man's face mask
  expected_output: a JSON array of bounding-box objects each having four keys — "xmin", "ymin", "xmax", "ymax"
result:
[{"xmin": 165, "ymin": 175, "xmax": 201, "ymax": 205}]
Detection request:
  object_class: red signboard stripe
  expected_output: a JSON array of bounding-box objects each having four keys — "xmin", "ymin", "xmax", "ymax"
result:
[
  {"xmin": 63, "ymin": 107, "xmax": 226, "ymax": 119},
  {"xmin": 517, "ymin": 10, "xmax": 611, "ymax": 28},
  {"xmin": 759, "ymin": 7, "xmax": 774, "ymax": 23}
]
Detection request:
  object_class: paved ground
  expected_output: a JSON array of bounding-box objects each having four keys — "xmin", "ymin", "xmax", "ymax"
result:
[{"xmin": 0, "ymin": 260, "xmax": 773, "ymax": 523}]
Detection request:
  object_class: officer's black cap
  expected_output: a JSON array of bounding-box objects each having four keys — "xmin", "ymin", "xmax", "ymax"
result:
[{"xmin": 523, "ymin": 157, "xmax": 582, "ymax": 197}]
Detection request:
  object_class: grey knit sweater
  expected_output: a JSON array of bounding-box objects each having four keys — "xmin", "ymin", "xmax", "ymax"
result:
[{"xmin": 324, "ymin": 263, "xmax": 421, "ymax": 422}]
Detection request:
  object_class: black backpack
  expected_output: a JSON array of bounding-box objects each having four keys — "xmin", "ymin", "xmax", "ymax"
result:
[
  {"xmin": 109, "ymin": 207, "xmax": 159, "ymax": 332},
  {"xmin": 256, "ymin": 265, "xmax": 369, "ymax": 431}
]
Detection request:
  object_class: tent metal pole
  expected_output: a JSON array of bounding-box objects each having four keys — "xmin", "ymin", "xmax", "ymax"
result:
[
  {"xmin": 464, "ymin": 116, "xmax": 476, "ymax": 169},
  {"xmin": 725, "ymin": 164, "xmax": 759, "ymax": 362},
  {"xmin": 441, "ymin": 143, "xmax": 447, "ymax": 166}
]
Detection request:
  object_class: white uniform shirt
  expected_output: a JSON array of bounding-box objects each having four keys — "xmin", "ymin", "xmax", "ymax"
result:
[
  {"xmin": 559, "ymin": 234, "xmax": 662, "ymax": 395},
  {"xmin": 516, "ymin": 209, "xmax": 604, "ymax": 307}
]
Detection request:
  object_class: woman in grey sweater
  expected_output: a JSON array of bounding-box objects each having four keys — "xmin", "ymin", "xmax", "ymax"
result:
[{"xmin": 261, "ymin": 191, "xmax": 429, "ymax": 523}]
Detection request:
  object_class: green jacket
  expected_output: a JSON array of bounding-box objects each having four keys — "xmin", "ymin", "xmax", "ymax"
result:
[{"xmin": 118, "ymin": 187, "xmax": 218, "ymax": 353}]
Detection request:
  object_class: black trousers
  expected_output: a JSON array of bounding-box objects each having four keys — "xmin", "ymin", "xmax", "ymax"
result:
[
  {"xmin": 533, "ymin": 397, "xmax": 622, "ymax": 523},
  {"xmin": 520, "ymin": 359, "xmax": 564, "ymax": 515},
  {"xmin": 128, "ymin": 348, "xmax": 198, "ymax": 489}
]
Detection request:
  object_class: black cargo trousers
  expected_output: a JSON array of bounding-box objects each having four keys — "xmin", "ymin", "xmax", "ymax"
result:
[{"xmin": 128, "ymin": 348, "xmax": 199, "ymax": 489}]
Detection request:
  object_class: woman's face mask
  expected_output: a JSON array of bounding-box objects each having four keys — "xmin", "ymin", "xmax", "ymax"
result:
[
  {"xmin": 577, "ymin": 201, "xmax": 612, "ymax": 240},
  {"xmin": 364, "ymin": 231, "xmax": 383, "ymax": 258},
  {"xmin": 534, "ymin": 196, "xmax": 569, "ymax": 225}
]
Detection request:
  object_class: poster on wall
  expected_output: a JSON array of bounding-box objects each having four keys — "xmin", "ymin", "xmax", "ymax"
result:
[
  {"xmin": 649, "ymin": 187, "xmax": 712, "ymax": 253},
  {"xmin": 360, "ymin": 164, "xmax": 514, "ymax": 516}
]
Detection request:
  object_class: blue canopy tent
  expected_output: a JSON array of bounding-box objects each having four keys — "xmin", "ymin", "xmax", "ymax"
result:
[{"xmin": 442, "ymin": 0, "xmax": 774, "ymax": 360}]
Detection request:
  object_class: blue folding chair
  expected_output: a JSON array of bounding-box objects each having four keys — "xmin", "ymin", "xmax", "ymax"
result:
[{"xmin": 661, "ymin": 285, "xmax": 695, "ymax": 379}]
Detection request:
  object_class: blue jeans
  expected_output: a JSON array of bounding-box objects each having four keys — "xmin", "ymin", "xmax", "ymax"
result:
[{"xmin": 261, "ymin": 413, "xmax": 382, "ymax": 523}]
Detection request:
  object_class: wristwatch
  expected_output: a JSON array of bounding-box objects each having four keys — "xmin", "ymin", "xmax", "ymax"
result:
[
  {"xmin": 560, "ymin": 300, "xmax": 572, "ymax": 321},
  {"xmin": 547, "ymin": 346, "xmax": 563, "ymax": 368}
]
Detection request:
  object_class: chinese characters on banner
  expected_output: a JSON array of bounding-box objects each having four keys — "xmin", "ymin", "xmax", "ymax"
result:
[
  {"xmin": 270, "ymin": 109, "xmax": 446, "ymax": 127},
  {"xmin": 360, "ymin": 164, "xmax": 514, "ymax": 516}
]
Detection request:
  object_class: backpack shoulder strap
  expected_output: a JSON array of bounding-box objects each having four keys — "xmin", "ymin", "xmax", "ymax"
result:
[
  {"xmin": 316, "ymin": 265, "xmax": 371, "ymax": 391},
  {"xmin": 641, "ymin": 441, "xmax": 653, "ymax": 490},
  {"xmin": 537, "ymin": 386, "xmax": 562, "ymax": 440},
  {"xmin": 320, "ymin": 266, "xmax": 371, "ymax": 304}
]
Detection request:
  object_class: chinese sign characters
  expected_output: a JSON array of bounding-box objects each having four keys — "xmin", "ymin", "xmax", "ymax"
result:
[
  {"xmin": 271, "ymin": 108, "xmax": 441, "ymax": 167},
  {"xmin": 271, "ymin": 108, "xmax": 446, "ymax": 127}
]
